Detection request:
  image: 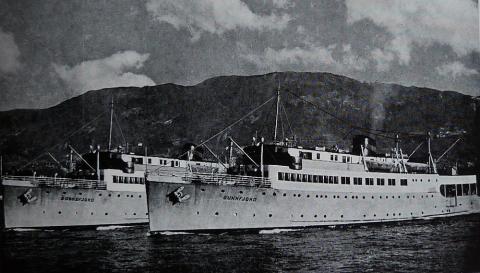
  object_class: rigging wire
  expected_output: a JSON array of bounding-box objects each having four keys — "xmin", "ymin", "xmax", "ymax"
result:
[
  {"xmin": 18, "ymin": 110, "xmax": 108, "ymax": 170},
  {"xmin": 284, "ymin": 89, "xmax": 424, "ymax": 140}
]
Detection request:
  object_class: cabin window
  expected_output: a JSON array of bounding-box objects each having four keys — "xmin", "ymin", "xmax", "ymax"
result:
[
  {"xmin": 285, "ymin": 173, "xmax": 290, "ymax": 181},
  {"xmin": 175, "ymin": 161, "xmax": 179, "ymax": 167},
  {"xmin": 278, "ymin": 172, "xmax": 284, "ymax": 180},
  {"xmin": 296, "ymin": 174, "xmax": 302, "ymax": 182},
  {"xmin": 347, "ymin": 157, "xmax": 351, "ymax": 163},
  {"xmin": 317, "ymin": 154, "xmax": 321, "ymax": 160},
  {"xmin": 446, "ymin": 185, "xmax": 456, "ymax": 197},
  {"xmin": 354, "ymin": 177, "xmax": 362, "ymax": 185},
  {"xmin": 342, "ymin": 156, "xmax": 347, "ymax": 163},
  {"xmin": 302, "ymin": 174, "xmax": 307, "ymax": 182},
  {"xmin": 388, "ymin": 179, "xmax": 395, "ymax": 186},
  {"xmin": 318, "ymin": 175, "xmax": 323, "ymax": 183},
  {"xmin": 302, "ymin": 152, "xmax": 312, "ymax": 160},
  {"xmin": 463, "ymin": 184, "xmax": 470, "ymax": 195},
  {"xmin": 345, "ymin": 177, "xmax": 350, "ymax": 185},
  {"xmin": 377, "ymin": 178, "xmax": 385, "ymax": 186},
  {"xmin": 313, "ymin": 175, "xmax": 318, "ymax": 183},
  {"xmin": 334, "ymin": 176, "xmax": 339, "ymax": 184},
  {"xmin": 366, "ymin": 178, "xmax": 374, "ymax": 185},
  {"xmin": 335, "ymin": 155, "xmax": 338, "ymax": 161},
  {"xmin": 324, "ymin": 176, "xmax": 329, "ymax": 183},
  {"xmin": 328, "ymin": 176, "xmax": 334, "ymax": 184},
  {"xmin": 113, "ymin": 176, "xmax": 118, "ymax": 183},
  {"xmin": 456, "ymin": 184, "xmax": 463, "ymax": 196},
  {"xmin": 330, "ymin": 155, "xmax": 334, "ymax": 161},
  {"xmin": 400, "ymin": 179, "xmax": 407, "ymax": 186},
  {"xmin": 341, "ymin": 177, "xmax": 346, "ymax": 184},
  {"xmin": 308, "ymin": 175, "xmax": 313, "ymax": 182},
  {"xmin": 148, "ymin": 158, "xmax": 152, "ymax": 164}
]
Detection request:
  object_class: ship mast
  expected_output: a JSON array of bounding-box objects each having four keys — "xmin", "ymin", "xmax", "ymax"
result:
[
  {"xmin": 274, "ymin": 84, "xmax": 280, "ymax": 143},
  {"xmin": 108, "ymin": 97, "xmax": 114, "ymax": 151}
]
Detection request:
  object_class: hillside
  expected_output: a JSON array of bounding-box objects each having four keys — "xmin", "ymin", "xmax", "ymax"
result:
[{"xmin": 0, "ymin": 72, "xmax": 479, "ymax": 173}]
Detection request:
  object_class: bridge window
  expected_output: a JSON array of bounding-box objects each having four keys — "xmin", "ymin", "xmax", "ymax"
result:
[
  {"xmin": 388, "ymin": 179, "xmax": 395, "ymax": 186},
  {"xmin": 457, "ymin": 184, "xmax": 463, "ymax": 196},
  {"xmin": 463, "ymin": 184, "xmax": 470, "ymax": 195},
  {"xmin": 400, "ymin": 179, "xmax": 407, "ymax": 186},
  {"xmin": 471, "ymin": 183, "xmax": 477, "ymax": 195},
  {"xmin": 302, "ymin": 152, "xmax": 312, "ymax": 160},
  {"xmin": 446, "ymin": 185, "xmax": 456, "ymax": 197},
  {"xmin": 317, "ymin": 154, "xmax": 320, "ymax": 159}
]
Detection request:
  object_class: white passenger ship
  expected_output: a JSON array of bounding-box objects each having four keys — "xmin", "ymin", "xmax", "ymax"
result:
[
  {"xmin": 146, "ymin": 92, "xmax": 480, "ymax": 232},
  {"xmin": 1, "ymin": 151, "xmax": 225, "ymax": 229}
]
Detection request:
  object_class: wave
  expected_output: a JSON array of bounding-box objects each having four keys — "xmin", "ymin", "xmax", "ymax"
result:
[
  {"xmin": 12, "ymin": 228, "xmax": 40, "ymax": 232},
  {"xmin": 96, "ymin": 225, "xmax": 132, "ymax": 231},
  {"xmin": 259, "ymin": 228, "xmax": 299, "ymax": 234},
  {"xmin": 159, "ymin": 231, "xmax": 194, "ymax": 236}
]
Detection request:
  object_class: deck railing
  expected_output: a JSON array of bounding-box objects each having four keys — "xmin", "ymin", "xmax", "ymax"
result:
[
  {"xmin": 151, "ymin": 171, "xmax": 271, "ymax": 188},
  {"xmin": 1, "ymin": 175, "xmax": 107, "ymax": 190}
]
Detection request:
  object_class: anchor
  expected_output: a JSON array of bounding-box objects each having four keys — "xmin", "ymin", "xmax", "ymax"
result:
[
  {"xmin": 166, "ymin": 186, "xmax": 190, "ymax": 205},
  {"xmin": 18, "ymin": 189, "xmax": 37, "ymax": 205}
]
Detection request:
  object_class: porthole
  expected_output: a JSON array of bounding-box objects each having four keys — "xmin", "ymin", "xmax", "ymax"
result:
[
  {"xmin": 333, "ymin": 196, "xmax": 336, "ymax": 199},
  {"xmin": 300, "ymin": 214, "xmax": 304, "ymax": 218},
  {"xmin": 324, "ymin": 215, "xmax": 327, "ymax": 218},
  {"xmin": 316, "ymin": 195, "xmax": 319, "ymax": 198},
  {"xmin": 43, "ymin": 210, "xmax": 46, "ymax": 214},
  {"xmin": 196, "ymin": 211, "xmax": 200, "ymax": 215},
  {"xmin": 269, "ymin": 214, "xmax": 272, "ymax": 217},
  {"xmin": 387, "ymin": 213, "xmax": 389, "ymax": 216},
  {"xmin": 410, "ymin": 212, "xmax": 413, "ymax": 215},
  {"xmin": 314, "ymin": 215, "xmax": 318, "ymax": 218},
  {"xmin": 340, "ymin": 215, "xmax": 344, "ymax": 218},
  {"xmin": 63, "ymin": 192, "xmax": 66, "ymax": 194},
  {"xmin": 421, "ymin": 211, "xmax": 424, "ymax": 214},
  {"xmin": 413, "ymin": 196, "xmax": 415, "ymax": 199},
  {"xmin": 239, "ymin": 191, "xmax": 243, "ymax": 194},
  {"xmin": 215, "ymin": 212, "xmax": 219, "ymax": 216},
  {"xmin": 399, "ymin": 213, "xmax": 401, "ymax": 216},
  {"xmin": 380, "ymin": 196, "xmax": 382, "ymax": 199},
  {"xmin": 91, "ymin": 212, "xmax": 93, "ymax": 215},
  {"xmin": 325, "ymin": 195, "xmax": 328, "ymax": 198},
  {"xmin": 273, "ymin": 192, "xmax": 277, "ymax": 196},
  {"xmin": 253, "ymin": 214, "xmax": 256, "ymax": 217},
  {"xmin": 262, "ymin": 192, "xmax": 266, "ymax": 195},
  {"xmin": 307, "ymin": 195, "xmax": 310, "ymax": 198},
  {"xmin": 117, "ymin": 194, "xmax": 121, "ymax": 197},
  {"xmin": 58, "ymin": 211, "xmax": 61, "ymax": 214},
  {"xmin": 393, "ymin": 213, "xmax": 396, "ymax": 216},
  {"xmin": 298, "ymin": 194, "xmax": 301, "ymax": 197},
  {"xmin": 78, "ymin": 192, "xmax": 82, "ymax": 195},
  {"xmin": 108, "ymin": 194, "xmax": 111, "ymax": 197},
  {"xmin": 386, "ymin": 196, "xmax": 388, "ymax": 199},
  {"xmin": 105, "ymin": 213, "xmax": 108, "ymax": 215},
  {"xmin": 46, "ymin": 191, "xmax": 50, "ymax": 194},
  {"xmin": 99, "ymin": 193, "xmax": 102, "ymax": 196},
  {"xmin": 371, "ymin": 196, "xmax": 374, "ymax": 199},
  {"xmin": 139, "ymin": 195, "xmax": 142, "ymax": 198},
  {"xmin": 362, "ymin": 196, "xmax": 365, "ymax": 199},
  {"xmin": 351, "ymin": 196, "xmax": 355, "ymax": 199},
  {"xmin": 345, "ymin": 196, "xmax": 348, "ymax": 199},
  {"xmin": 221, "ymin": 190, "xmax": 225, "ymax": 193},
  {"xmin": 133, "ymin": 213, "xmax": 136, "ymax": 215},
  {"xmin": 126, "ymin": 195, "xmax": 130, "ymax": 197},
  {"xmin": 146, "ymin": 213, "xmax": 149, "ymax": 215},
  {"xmin": 392, "ymin": 196, "xmax": 394, "ymax": 199},
  {"xmin": 363, "ymin": 215, "xmax": 366, "ymax": 217},
  {"xmin": 131, "ymin": 195, "xmax": 133, "ymax": 198},
  {"xmin": 283, "ymin": 193, "xmax": 286, "ymax": 197},
  {"xmin": 201, "ymin": 188, "xmax": 205, "ymax": 192},
  {"xmin": 407, "ymin": 196, "xmax": 409, "ymax": 199},
  {"xmin": 233, "ymin": 212, "xmax": 238, "ymax": 216},
  {"xmin": 373, "ymin": 214, "xmax": 376, "ymax": 217},
  {"xmin": 293, "ymin": 194, "xmax": 297, "ymax": 197},
  {"xmin": 75, "ymin": 212, "xmax": 78, "ymax": 215}
]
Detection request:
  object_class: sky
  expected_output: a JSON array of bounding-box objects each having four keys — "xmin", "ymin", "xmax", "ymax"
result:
[{"xmin": 0, "ymin": 0, "xmax": 479, "ymax": 110}]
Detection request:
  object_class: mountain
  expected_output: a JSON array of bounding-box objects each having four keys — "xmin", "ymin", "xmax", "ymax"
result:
[{"xmin": 0, "ymin": 72, "xmax": 479, "ymax": 173}]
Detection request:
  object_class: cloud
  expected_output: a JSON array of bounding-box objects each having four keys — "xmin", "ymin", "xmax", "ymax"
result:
[
  {"xmin": 346, "ymin": 0, "xmax": 479, "ymax": 65},
  {"xmin": 241, "ymin": 43, "xmax": 368, "ymax": 72},
  {"xmin": 272, "ymin": 0, "xmax": 294, "ymax": 9},
  {"xmin": 436, "ymin": 61, "xmax": 478, "ymax": 78},
  {"xmin": 370, "ymin": 48, "xmax": 395, "ymax": 72},
  {"xmin": 53, "ymin": 51, "xmax": 155, "ymax": 93},
  {"xmin": 146, "ymin": 0, "xmax": 290, "ymax": 41},
  {"xmin": 0, "ymin": 27, "xmax": 21, "ymax": 73}
]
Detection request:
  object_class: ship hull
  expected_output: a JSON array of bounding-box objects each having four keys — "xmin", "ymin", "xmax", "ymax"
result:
[
  {"xmin": 146, "ymin": 181, "xmax": 480, "ymax": 232},
  {"xmin": 2, "ymin": 185, "xmax": 148, "ymax": 229}
]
